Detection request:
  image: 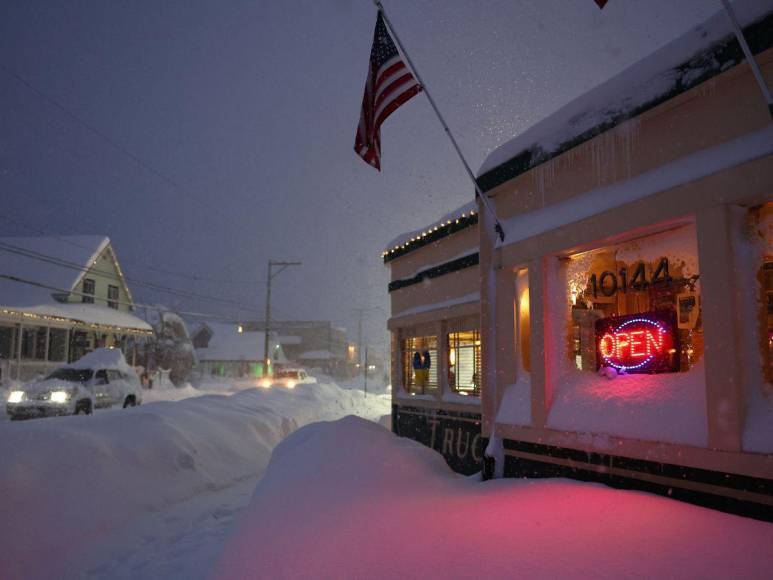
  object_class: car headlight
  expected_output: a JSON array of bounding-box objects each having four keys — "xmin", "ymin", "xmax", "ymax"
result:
[
  {"xmin": 285, "ymin": 381, "xmax": 296, "ymax": 389},
  {"xmin": 50, "ymin": 390, "xmax": 71, "ymax": 404},
  {"xmin": 8, "ymin": 390, "xmax": 24, "ymax": 403}
]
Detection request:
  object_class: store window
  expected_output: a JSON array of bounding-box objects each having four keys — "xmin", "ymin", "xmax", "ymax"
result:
[
  {"xmin": 82, "ymin": 278, "xmax": 95, "ymax": 304},
  {"xmin": 447, "ymin": 330, "xmax": 480, "ymax": 396},
  {"xmin": 401, "ymin": 335, "xmax": 438, "ymax": 395},
  {"xmin": 566, "ymin": 224, "xmax": 701, "ymax": 374}
]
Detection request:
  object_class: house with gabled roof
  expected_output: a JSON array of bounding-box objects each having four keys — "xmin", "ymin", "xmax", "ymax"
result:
[{"xmin": 0, "ymin": 235, "xmax": 152, "ymax": 383}]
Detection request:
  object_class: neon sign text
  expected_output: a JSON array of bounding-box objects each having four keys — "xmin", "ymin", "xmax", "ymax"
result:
[{"xmin": 595, "ymin": 312, "xmax": 679, "ymax": 374}]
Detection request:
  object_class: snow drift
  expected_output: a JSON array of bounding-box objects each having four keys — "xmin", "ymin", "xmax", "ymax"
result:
[
  {"xmin": 0, "ymin": 383, "xmax": 386, "ymax": 580},
  {"xmin": 217, "ymin": 416, "xmax": 773, "ymax": 579}
]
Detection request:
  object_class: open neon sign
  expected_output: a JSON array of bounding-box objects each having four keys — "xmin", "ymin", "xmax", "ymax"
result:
[{"xmin": 595, "ymin": 311, "xmax": 679, "ymax": 373}]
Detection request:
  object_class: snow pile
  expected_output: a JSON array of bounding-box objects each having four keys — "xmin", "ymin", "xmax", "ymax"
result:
[
  {"xmin": 217, "ymin": 416, "xmax": 773, "ymax": 579},
  {"xmin": 0, "ymin": 382, "xmax": 388, "ymax": 580},
  {"xmin": 65, "ymin": 346, "xmax": 135, "ymax": 374},
  {"xmin": 547, "ymin": 363, "xmax": 707, "ymax": 447},
  {"xmin": 744, "ymin": 384, "xmax": 773, "ymax": 454},
  {"xmin": 495, "ymin": 373, "xmax": 531, "ymax": 425}
]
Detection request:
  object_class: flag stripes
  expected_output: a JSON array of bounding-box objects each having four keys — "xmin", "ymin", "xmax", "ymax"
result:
[{"xmin": 354, "ymin": 12, "xmax": 421, "ymax": 170}]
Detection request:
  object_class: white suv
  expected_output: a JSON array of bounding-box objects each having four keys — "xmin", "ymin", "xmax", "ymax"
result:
[{"xmin": 6, "ymin": 348, "xmax": 143, "ymax": 420}]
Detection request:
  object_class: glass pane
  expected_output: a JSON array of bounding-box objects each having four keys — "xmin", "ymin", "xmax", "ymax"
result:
[
  {"xmin": 48, "ymin": 329, "xmax": 67, "ymax": 362},
  {"xmin": 758, "ymin": 203, "xmax": 773, "ymax": 386},
  {"xmin": 566, "ymin": 224, "xmax": 701, "ymax": 374},
  {"xmin": 447, "ymin": 330, "xmax": 480, "ymax": 395},
  {"xmin": 0, "ymin": 327, "xmax": 14, "ymax": 359},
  {"xmin": 401, "ymin": 335, "xmax": 438, "ymax": 394}
]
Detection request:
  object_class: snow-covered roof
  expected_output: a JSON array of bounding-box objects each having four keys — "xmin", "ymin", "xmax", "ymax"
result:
[
  {"xmin": 0, "ymin": 235, "xmax": 151, "ymax": 332},
  {"xmin": 477, "ymin": 0, "xmax": 773, "ymax": 190},
  {"xmin": 195, "ymin": 322, "xmax": 287, "ymax": 363},
  {"xmin": 382, "ymin": 200, "xmax": 478, "ymax": 262},
  {"xmin": 497, "ymin": 124, "xmax": 773, "ymax": 247}
]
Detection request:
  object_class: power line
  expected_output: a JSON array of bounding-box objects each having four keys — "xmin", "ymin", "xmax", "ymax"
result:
[
  {"xmin": 0, "ymin": 62, "xmax": 240, "ymax": 227},
  {"xmin": 0, "ymin": 241, "xmax": 264, "ymax": 314},
  {"xmin": 0, "ymin": 213, "xmax": 264, "ymax": 285},
  {"xmin": 0, "ymin": 273, "xmax": 247, "ymax": 324}
]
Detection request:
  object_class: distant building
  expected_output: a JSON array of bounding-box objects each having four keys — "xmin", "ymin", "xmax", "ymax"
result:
[
  {"xmin": 246, "ymin": 320, "xmax": 353, "ymax": 376},
  {"xmin": 0, "ymin": 235, "xmax": 152, "ymax": 383},
  {"xmin": 191, "ymin": 321, "xmax": 287, "ymax": 378}
]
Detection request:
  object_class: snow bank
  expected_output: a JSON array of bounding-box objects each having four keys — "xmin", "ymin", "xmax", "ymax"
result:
[
  {"xmin": 744, "ymin": 383, "xmax": 773, "ymax": 454},
  {"xmin": 217, "ymin": 416, "xmax": 773, "ymax": 579},
  {"xmin": 0, "ymin": 382, "xmax": 388, "ymax": 580},
  {"xmin": 546, "ymin": 363, "xmax": 708, "ymax": 447},
  {"xmin": 495, "ymin": 373, "xmax": 531, "ymax": 425}
]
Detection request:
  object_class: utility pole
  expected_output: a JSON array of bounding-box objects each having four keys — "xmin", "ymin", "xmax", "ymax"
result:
[
  {"xmin": 352, "ymin": 306, "xmax": 378, "ymax": 368},
  {"xmin": 363, "ymin": 345, "xmax": 369, "ymax": 397},
  {"xmin": 356, "ymin": 310, "xmax": 364, "ymax": 368},
  {"xmin": 263, "ymin": 259, "xmax": 301, "ymax": 377}
]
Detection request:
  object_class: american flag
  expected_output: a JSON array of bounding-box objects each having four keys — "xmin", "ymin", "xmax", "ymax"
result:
[{"xmin": 354, "ymin": 12, "xmax": 422, "ymax": 170}]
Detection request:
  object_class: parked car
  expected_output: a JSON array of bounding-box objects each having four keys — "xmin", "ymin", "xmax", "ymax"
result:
[
  {"xmin": 260, "ymin": 368, "xmax": 314, "ymax": 389},
  {"xmin": 6, "ymin": 348, "xmax": 143, "ymax": 420}
]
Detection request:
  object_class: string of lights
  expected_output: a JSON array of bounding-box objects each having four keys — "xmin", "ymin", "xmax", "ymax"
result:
[{"xmin": 382, "ymin": 208, "xmax": 478, "ymax": 262}]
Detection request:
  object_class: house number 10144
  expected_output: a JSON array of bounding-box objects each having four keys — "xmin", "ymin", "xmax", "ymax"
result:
[{"xmin": 588, "ymin": 257, "xmax": 671, "ymax": 298}]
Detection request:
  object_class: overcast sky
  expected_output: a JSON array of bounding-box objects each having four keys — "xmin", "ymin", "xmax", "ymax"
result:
[{"xmin": 0, "ymin": 0, "xmax": 719, "ymax": 351}]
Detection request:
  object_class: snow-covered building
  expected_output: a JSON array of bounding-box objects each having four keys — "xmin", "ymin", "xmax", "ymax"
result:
[
  {"xmin": 245, "ymin": 320, "xmax": 354, "ymax": 376},
  {"xmin": 384, "ymin": 201, "xmax": 483, "ymax": 475},
  {"xmin": 192, "ymin": 321, "xmax": 287, "ymax": 378},
  {"xmin": 385, "ymin": 0, "xmax": 773, "ymax": 519},
  {"xmin": 0, "ymin": 235, "xmax": 152, "ymax": 383}
]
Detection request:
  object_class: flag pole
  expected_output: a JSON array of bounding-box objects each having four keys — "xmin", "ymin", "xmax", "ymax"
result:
[
  {"xmin": 720, "ymin": 0, "xmax": 773, "ymax": 119},
  {"xmin": 372, "ymin": 0, "xmax": 505, "ymax": 241}
]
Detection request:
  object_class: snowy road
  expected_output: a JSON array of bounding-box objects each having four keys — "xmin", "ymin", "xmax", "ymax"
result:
[
  {"xmin": 0, "ymin": 376, "xmax": 391, "ymax": 580},
  {"xmin": 84, "ymin": 474, "xmax": 256, "ymax": 579}
]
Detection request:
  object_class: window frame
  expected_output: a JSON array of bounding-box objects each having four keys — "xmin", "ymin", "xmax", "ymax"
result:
[
  {"xmin": 400, "ymin": 333, "xmax": 438, "ymax": 395},
  {"xmin": 107, "ymin": 284, "xmax": 119, "ymax": 310},
  {"xmin": 82, "ymin": 278, "xmax": 96, "ymax": 304},
  {"xmin": 446, "ymin": 329, "xmax": 481, "ymax": 396}
]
